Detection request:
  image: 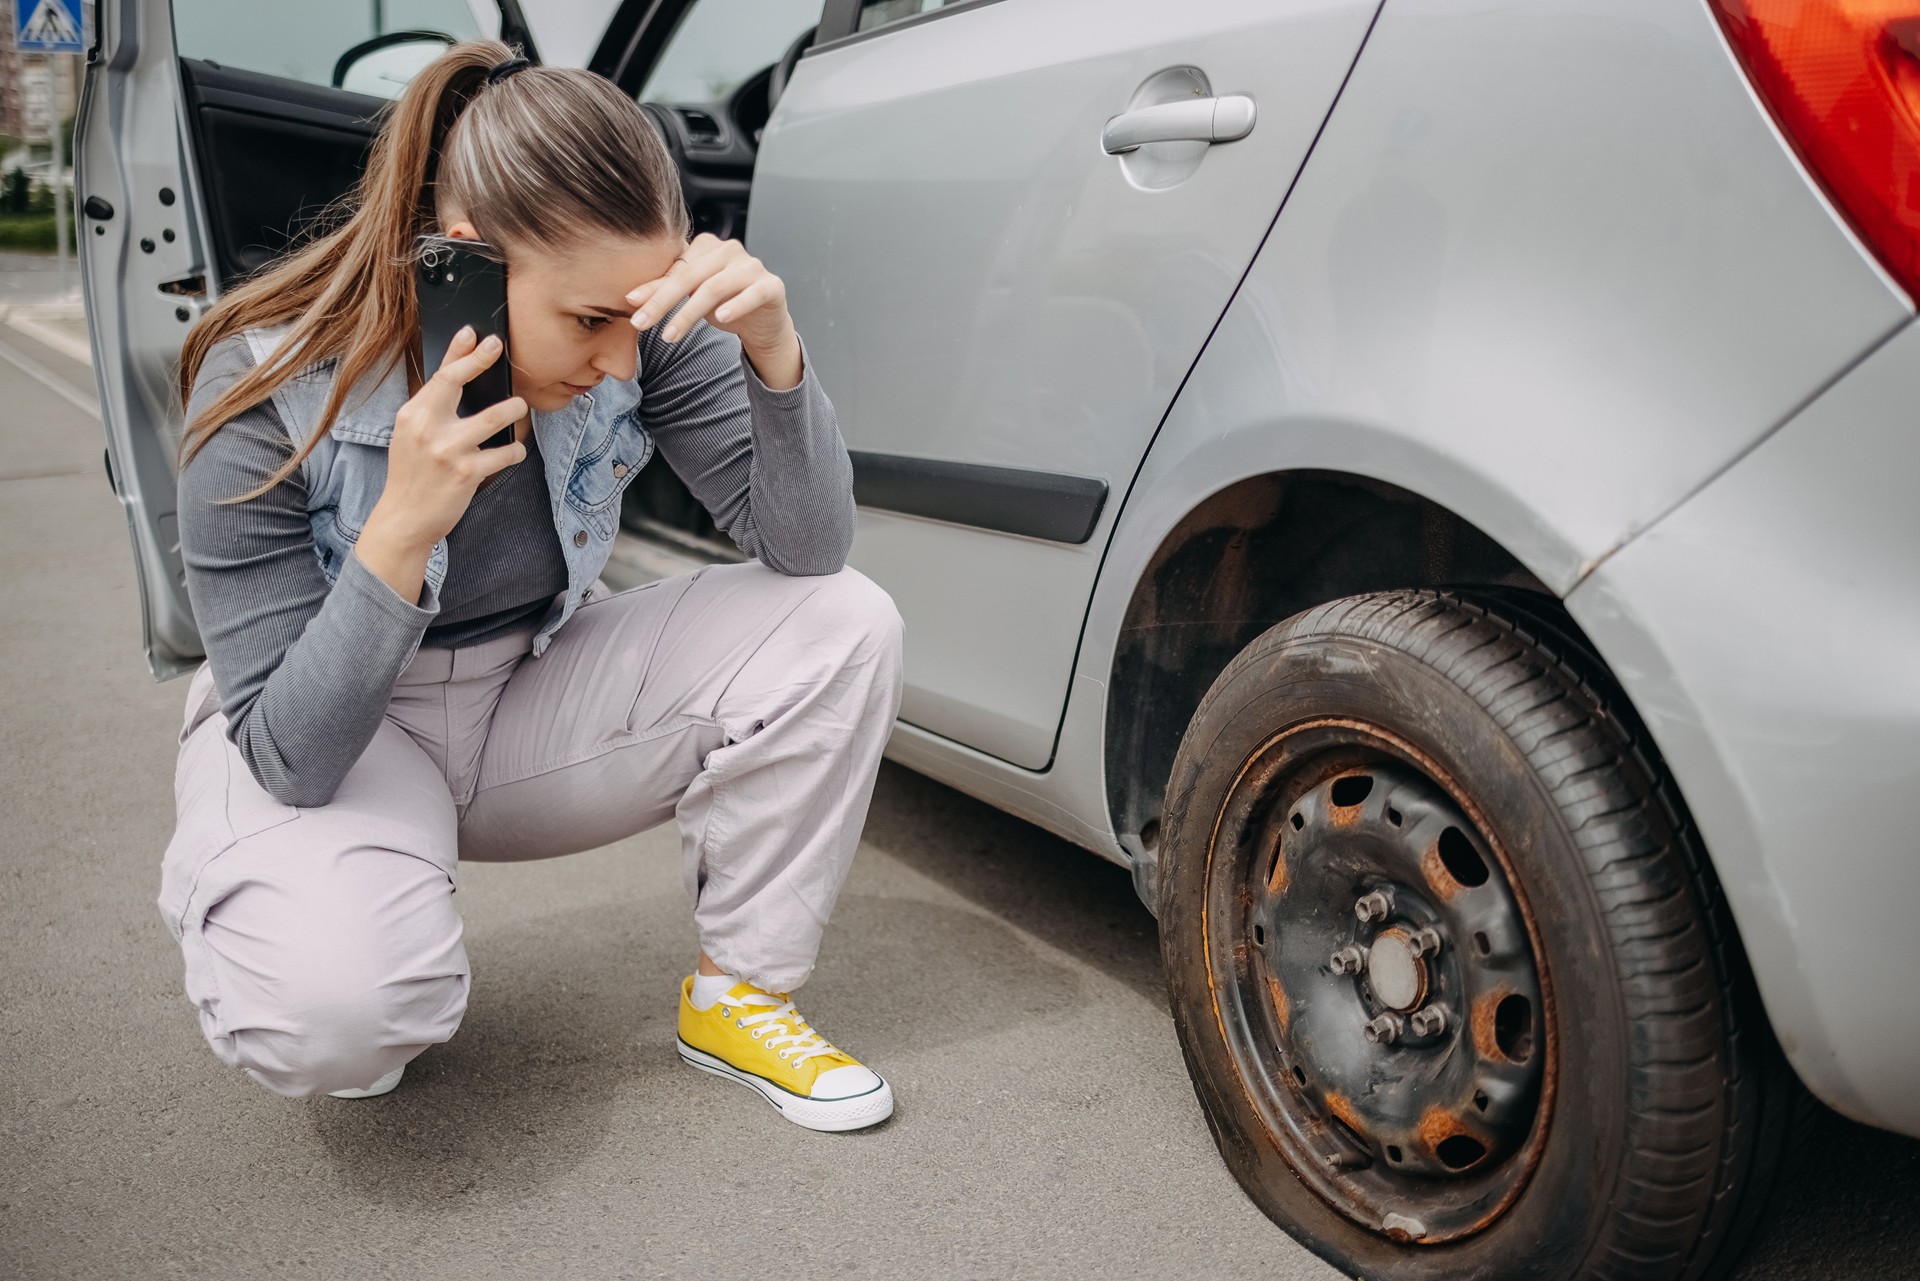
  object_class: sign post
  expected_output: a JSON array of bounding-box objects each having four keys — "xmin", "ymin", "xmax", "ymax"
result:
[{"xmin": 17, "ymin": 0, "xmax": 86, "ymax": 293}]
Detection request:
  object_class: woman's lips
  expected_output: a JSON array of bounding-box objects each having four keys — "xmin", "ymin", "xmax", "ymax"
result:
[{"xmin": 562, "ymin": 380, "xmax": 598, "ymax": 396}]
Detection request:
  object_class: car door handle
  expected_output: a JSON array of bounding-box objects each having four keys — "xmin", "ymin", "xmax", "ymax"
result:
[{"xmin": 1101, "ymin": 94, "xmax": 1256, "ymax": 155}]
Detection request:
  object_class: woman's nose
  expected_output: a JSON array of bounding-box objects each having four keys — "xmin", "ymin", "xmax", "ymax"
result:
[{"xmin": 592, "ymin": 335, "xmax": 638, "ymax": 382}]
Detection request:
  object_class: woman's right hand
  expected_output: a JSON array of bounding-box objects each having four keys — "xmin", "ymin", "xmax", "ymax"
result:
[{"xmin": 356, "ymin": 326, "xmax": 528, "ymax": 604}]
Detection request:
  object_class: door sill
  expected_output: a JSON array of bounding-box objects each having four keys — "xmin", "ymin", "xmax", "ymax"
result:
[{"xmin": 602, "ymin": 526, "xmax": 737, "ymax": 591}]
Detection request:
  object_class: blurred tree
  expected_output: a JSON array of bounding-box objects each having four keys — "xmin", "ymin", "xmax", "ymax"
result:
[{"xmin": 3, "ymin": 169, "xmax": 30, "ymax": 214}]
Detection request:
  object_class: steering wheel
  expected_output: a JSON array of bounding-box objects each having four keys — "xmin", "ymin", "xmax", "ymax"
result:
[
  {"xmin": 331, "ymin": 30, "xmax": 457, "ymax": 89},
  {"xmin": 767, "ymin": 26, "xmax": 816, "ymax": 113}
]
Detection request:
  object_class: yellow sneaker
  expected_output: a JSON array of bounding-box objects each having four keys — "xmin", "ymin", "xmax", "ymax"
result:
[{"xmin": 676, "ymin": 976, "xmax": 894, "ymax": 1132}]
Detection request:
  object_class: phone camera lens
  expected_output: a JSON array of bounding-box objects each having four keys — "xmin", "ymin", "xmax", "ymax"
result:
[{"xmin": 445, "ymin": 271, "xmax": 458, "ymax": 283}]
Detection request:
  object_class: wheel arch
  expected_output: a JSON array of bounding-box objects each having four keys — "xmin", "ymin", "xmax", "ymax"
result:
[{"xmin": 1099, "ymin": 468, "xmax": 1552, "ymax": 905}]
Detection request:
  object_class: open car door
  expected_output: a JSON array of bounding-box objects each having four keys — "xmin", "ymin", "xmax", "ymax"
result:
[{"xmin": 76, "ymin": 0, "xmax": 538, "ymax": 678}]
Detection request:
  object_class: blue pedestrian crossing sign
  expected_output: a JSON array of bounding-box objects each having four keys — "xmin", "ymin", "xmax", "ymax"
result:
[{"xmin": 16, "ymin": 0, "xmax": 85, "ymax": 53}]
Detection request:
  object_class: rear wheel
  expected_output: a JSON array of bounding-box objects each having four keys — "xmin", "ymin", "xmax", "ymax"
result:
[{"xmin": 1158, "ymin": 591, "xmax": 1802, "ymax": 1280}]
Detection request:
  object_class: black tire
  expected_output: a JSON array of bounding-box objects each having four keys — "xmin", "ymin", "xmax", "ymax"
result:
[{"xmin": 1158, "ymin": 590, "xmax": 1804, "ymax": 1281}]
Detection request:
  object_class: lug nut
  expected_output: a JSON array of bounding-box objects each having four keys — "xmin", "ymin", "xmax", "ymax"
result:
[
  {"xmin": 1354, "ymin": 890, "xmax": 1394, "ymax": 923},
  {"xmin": 1329, "ymin": 946, "xmax": 1367, "ymax": 975},
  {"xmin": 1409, "ymin": 1004, "xmax": 1450, "ymax": 1037},
  {"xmin": 1362, "ymin": 1013, "xmax": 1404, "ymax": 1045},
  {"xmin": 1408, "ymin": 927, "xmax": 1444, "ymax": 958}
]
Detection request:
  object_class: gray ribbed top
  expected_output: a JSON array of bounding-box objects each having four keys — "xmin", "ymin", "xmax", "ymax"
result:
[{"xmin": 178, "ymin": 318, "xmax": 855, "ymax": 807}]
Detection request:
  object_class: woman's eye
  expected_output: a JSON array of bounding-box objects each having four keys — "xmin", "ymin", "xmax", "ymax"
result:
[{"xmin": 576, "ymin": 315, "xmax": 610, "ymax": 332}]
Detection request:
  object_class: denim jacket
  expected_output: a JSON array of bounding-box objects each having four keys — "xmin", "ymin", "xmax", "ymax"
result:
[
  {"xmin": 182, "ymin": 319, "xmax": 851, "ymax": 808},
  {"xmin": 243, "ymin": 322, "xmax": 653, "ymax": 663}
]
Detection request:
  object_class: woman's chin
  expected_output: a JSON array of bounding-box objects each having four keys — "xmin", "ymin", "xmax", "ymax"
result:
[{"xmin": 522, "ymin": 388, "xmax": 579, "ymax": 413}]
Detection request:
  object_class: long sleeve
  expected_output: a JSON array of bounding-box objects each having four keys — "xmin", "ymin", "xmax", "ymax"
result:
[
  {"xmin": 638, "ymin": 318, "xmax": 856, "ymax": 577},
  {"xmin": 177, "ymin": 340, "xmax": 438, "ymax": 807}
]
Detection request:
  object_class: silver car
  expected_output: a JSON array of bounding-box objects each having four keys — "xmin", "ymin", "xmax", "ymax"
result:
[{"xmin": 80, "ymin": 0, "xmax": 1920, "ymax": 1277}]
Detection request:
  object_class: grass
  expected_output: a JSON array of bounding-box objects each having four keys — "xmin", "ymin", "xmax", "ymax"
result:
[{"xmin": 0, "ymin": 216, "xmax": 59, "ymax": 251}]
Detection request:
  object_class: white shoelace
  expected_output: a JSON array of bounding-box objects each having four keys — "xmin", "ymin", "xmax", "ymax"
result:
[{"xmin": 724, "ymin": 992, "xmax": 841, "ymax": 1067}]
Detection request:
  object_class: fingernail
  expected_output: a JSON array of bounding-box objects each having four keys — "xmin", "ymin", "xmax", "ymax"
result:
[
  {"xmin": 634, "ymin": 310, "xmax": 650, "ymax": 327},
  {"xmin": 663, "ymin": 325, "xmax": 678, "ymax": 341},
  {"xmin": 483, "ymin": 334, "xmax": 501, "ymax": 350},
  {"xmin": 457, "ymin": 324, "xmax": 475, "ymax": 341}
]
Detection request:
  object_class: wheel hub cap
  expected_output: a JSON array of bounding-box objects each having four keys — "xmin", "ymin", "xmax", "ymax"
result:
[
  {"xmin": 1366, "ymin": 929, "xmax": 1426, "ymax": 1011},
  {"xmin": 1206, "ymin": 734, "xmax": 1553, "ymax": 1246}
]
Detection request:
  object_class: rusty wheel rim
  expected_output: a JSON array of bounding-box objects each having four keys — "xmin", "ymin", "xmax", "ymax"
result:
[{"xmin": 1201, "ymin": 719, "xmax": 1554, "ymax": 1245}]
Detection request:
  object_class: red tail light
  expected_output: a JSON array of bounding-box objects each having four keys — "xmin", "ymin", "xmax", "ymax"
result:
[{"xmin": 1711, "ymin": 0, "xmax": 1920, "ymax": 300}]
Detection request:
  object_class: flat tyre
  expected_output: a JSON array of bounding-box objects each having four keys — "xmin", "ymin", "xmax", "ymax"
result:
[{"xmin": 1158, "ymin": 591, "xmax": 1801, "ymax": 1280}]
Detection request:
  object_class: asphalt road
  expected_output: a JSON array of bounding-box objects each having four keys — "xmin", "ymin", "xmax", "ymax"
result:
[{"xmin": 1, "ymin": 259, "xmax": 1915, "ymax": 1280}]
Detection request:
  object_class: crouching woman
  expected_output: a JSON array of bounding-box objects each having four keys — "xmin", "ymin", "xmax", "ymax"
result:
[{"xmin": 160, "ymin": 41, "xmax": 902, "ymax": 1132}]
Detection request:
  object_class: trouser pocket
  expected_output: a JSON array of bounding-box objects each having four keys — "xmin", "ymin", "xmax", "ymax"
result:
[{"xmin": 158, "ymin": 671, "xmax": 299, "ymax": 940}]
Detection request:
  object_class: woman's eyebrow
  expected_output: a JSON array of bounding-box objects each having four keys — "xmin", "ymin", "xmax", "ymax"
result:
[{"xmin": 583, "ymin": 304, "xmax": 633, "ymax": 318}]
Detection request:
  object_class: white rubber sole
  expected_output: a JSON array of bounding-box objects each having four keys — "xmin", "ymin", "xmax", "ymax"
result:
[
  {"xmin": 677, "ymin": 1040, "xmax": 895, "ymax": 1132},
  {"xmin": 327, "ymin": 1065, "xmax": 404, "ymax": 1099}
]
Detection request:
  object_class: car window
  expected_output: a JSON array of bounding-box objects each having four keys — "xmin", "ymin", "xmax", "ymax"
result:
[
  {"xmin": 172, "ymin": 0, "xmax": 500, "ymax": 97},
  {"xmin": 638, "ymin": 0, "xmax": 821, "ymax": 105},
  {"xmin": 856, "ymin": 0, "xmax": 972, "ymax": 34}
]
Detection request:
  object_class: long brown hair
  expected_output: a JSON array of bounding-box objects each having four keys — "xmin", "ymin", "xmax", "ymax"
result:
[{"xmin": 176, "ymin": 40, "xmax": 688, "ymax": 496}]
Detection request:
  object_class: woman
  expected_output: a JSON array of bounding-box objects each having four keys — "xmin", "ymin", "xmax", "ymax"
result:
[{"xmin": 159, "ymin": 41, "xmax": 903, "ymax": 1133}]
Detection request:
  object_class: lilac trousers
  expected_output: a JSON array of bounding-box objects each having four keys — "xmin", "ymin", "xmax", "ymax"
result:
[{"xmin": 158, "ymin": 563, "xmax": 903, "ymax": 1097}]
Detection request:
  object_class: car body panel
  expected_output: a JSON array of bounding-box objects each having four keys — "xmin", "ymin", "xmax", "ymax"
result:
[
  {"xmin": 854, "ymin": 0, "xmax": 1918, "ymax": 1134},
  {"xmin": 884, "ymin": 672, "xmax": 1121, "ymax": 858},
  {"xmin": 871, "ymin": 0, "xmax": 1908, "ymax": 827},
  {"xmin": 1568, "ymin": 315, "xmax": 1920, "ymax": 1137},
  {"xmin": 1131, "ymin": 0, "xmax": 1909, "ymax": 599},
  {"xmin": 751, "ymin": 0, "xmax": 1383, "ymax": 767}
]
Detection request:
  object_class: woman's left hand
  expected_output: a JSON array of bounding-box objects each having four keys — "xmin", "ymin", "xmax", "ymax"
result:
[{"xmin": 627, "ymin": 233, "xmax": 803, "ymax": 390}]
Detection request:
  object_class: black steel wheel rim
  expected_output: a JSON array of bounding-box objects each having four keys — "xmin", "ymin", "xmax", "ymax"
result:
[{"xmin": 1201, "ymin": 720, "xmax": 1553, "ymax": 1245}]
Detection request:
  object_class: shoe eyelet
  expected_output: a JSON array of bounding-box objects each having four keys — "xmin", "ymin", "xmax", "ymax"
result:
[{"xmin": 720, "ymin": 1006, "xmax": 730, "ymax": 1016}]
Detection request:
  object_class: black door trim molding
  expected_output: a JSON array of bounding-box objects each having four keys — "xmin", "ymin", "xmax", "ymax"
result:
[
  {"xmin": 849, "ymin": 451, "xmax": 1108, "ymax": 545},
  {"xmin": 810, "ymin": 0, "xmax": 1010, "ymax": 55}
]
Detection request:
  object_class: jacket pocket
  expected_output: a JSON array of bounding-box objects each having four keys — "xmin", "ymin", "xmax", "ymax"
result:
[
  {"xmin": 565, "ymin": 412, "xmax": 654, "ymax": 525},
  {"xmin": 307, "ymin": 505, "xmax": 349, "ymax": 583}
]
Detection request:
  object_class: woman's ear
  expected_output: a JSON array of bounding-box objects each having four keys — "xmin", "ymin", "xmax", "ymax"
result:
[{"xmin": 446, "ymin": 219, "xmax": 480, "ymax": 241}]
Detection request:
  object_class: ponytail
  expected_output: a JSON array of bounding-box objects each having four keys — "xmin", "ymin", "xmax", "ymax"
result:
[{"xmin": 176, "ymin": 40, "xmax": 514, "ymax": 494}]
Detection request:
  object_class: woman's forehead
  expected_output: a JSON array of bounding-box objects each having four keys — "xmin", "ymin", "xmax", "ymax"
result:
[{"xmin": 515, "ymin": 233, "xmax": 683, "ymax": 296}]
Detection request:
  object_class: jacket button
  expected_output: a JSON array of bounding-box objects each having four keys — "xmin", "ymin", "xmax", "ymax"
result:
[
  {"xmin": 612, "ymin": 462, "xmax": 629, "ymax": 478},
  {"xmin": 574, "ymin": 530, "xmax": 589, "ymax": 547}
]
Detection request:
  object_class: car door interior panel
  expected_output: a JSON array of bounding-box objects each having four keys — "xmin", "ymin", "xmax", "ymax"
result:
[
  {"xmin": 177, "ymin": 60, "xmax": 381, "ymax": 286},
  {"xmin": 638, "ymin": 100, "xmax": 756, "ymax": 242}
]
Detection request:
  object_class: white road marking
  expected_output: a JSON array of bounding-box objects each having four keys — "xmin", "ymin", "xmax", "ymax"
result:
[
  {"xmin": 5, "ymin": 311, "xmax": 93, "ymax": 365},
  {"xmin": 0, "ymin": 331, "xmax": 100, "ymax": 418}
]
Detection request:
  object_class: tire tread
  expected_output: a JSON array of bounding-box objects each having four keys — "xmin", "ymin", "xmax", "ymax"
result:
[{"xmin": 1169, "ymin": 589, "xmax": 1805, "ymax": 1281}]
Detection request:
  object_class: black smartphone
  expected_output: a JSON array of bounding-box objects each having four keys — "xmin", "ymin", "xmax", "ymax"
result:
[{"xmin": 414, "ymin": 234, "xmax": 515, "ymax": 448}]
